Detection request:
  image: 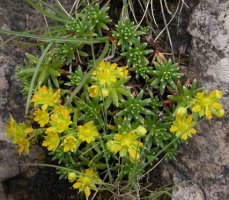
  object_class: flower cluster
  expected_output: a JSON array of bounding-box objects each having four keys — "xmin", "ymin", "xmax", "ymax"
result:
[
  {"xmin": 46, "ymin": 105, "xmax": 72, "ymax": 133},
  {"xmin": 61, "ymin": 135, "xmax": 79, "ymax": 152},
  {"xmin": 7, "ymin": 86, "xmax": 101, "ymax": 155},
  {"xmin": 170, "ymin": 114, "xmax": 196, "ymax": 141},
  {"xmin": 89, "ymin": 60, "xmax": 128, "ymax": 100},
  {"xmin": 72, "ymin": 169, "xmax": 103, "ymax": 198},
  {"xmin": 5, "ymin": 116, "xmax": 33, "ymax": 154},
  {"xmin": 192, "ymin": 90, "xmax": 224, "ymax": 119},
  {"xmin": 31, "ymin": 86, "xmax": 61, "ymax": 110},
  {"xmin": 31, "ymin": 86, "xmax": 73, "ymax": 152},
  {"xmin": 169, "ymin": 89, "xmax": 224, "ymax": 141},
  {"xmin": 107, "ymin": 126, "xmax": 147, "ymax": 163}
]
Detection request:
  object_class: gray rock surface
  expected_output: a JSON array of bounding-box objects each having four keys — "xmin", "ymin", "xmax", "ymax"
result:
[
  {"xmin": 0, "ymin": 1, "xmax": 42, "ymax": 199},
  {"xmin": 172, "ymin": 0, "xmax": 229, "ymax": 199}
]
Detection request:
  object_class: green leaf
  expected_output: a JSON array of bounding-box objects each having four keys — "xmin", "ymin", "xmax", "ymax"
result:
[
  {"xmin": 110, "ymin": 89, "xmax": 119, "ymax": 107},
  {"xmin": 160, "ymin": 82, "xmax": 166, "ymax": 95},
  {"xmin": 0, "ymin": 29, "xmax": 107, "ymax": 44},
  {"xmin": 151, "ymin": 78, "xmax": 159, "ymax": 86},
  {"xmin": 25, "ymin": 42, "xmax": 53, "ymax": 115},
  {"xmin": 154, "ymin": 62, "xmax": 162, "ymax": 70},
  {"xmin": 64, "ymin": 38, "xmax": 109, "ymax": 106}
]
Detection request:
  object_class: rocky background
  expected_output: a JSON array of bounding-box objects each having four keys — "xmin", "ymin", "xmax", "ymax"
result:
[
  {"xmin": 171, "ymin": 1, "xmax": 229, "ymax": 199},
  {"xmin": 0, "ymin": 1, "xmax": 42, "ymax": 199},
  {"xmin": 0, "ymin": 0, "xmax": 228, "ymax": 199}
]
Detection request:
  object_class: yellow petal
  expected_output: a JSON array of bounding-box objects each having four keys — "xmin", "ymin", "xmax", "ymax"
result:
[
  {"xmin": 210, "ymin": 90, "xmax": 222, "ymax": 99},
  {"xmin": 46, "ymin": 127, "xmax": 55, "ymax": 133},
  {"xmin": 196, "ymin": 92, "xmax": 204, "ymax": 99},
  {"xmin": 84, "ymin": 186, "xmax": 91, "ymax": 197},
  {"xmin": 206, "ymin": 109, "xmax": 212, "ymax": 119},
  {"xmin": 18, "ymin": 138, "xmax": 30, "ymax": 154},
  {"xmin": 187, "ymin": 115, "xmax": 193, "ymax": 123},
  {"xmin": 25, "ymin": 127, "xmax": 33, "ymax": 133},
  {"xmin": 111, "ymin": 63, "xmax": 117, "ymax": 69},
  {"xmin": 192, "ymin": 105, "xmax": 201, "ymax": 112},
  {"xmin": 73, "ymin": 182, "xmax": 81, "ymax": 189},
  {"xmin": 190, "ymin": 128, "xmax": 196, "ymax": 134},
  {"xmin": 42, "ymin": 141, "xmax": 48, "ymax": 147},
  {"xmin": 182, "ymin": 134, "xmax": 188, "ymax": 141},
  {"xmin": 175, "ymin": 114, "xmax": 181, "ymax": 121},
  {"xmin": 112, "ymin": 144, "xmax": 121, "ymax": 153},
  {"xmin": 170, "ymin": 125, "xmax": 178, "ymax": 132},
  {"xmin": 89, "ymin": 85, "xmax": 100, "ymax": 97},
  {"xmin": 128, "ymin": 148, "xmax": 137, "ymax": 158},
  {"xmin": 99, "ymin": 60, "xmax": 106, "ymax": 68},
  {"xmin": 114, "ymin": 134, "xmax": 122, "ymax": 141},
  {"xmin": 212, "ymin": 102, "xmax": 222, "ymax": 110},
  {"xmin": 128, "ymin": 149, "xmax": 140, "ymax": 163},
  {"xmin": 41, "ymin": 104, "xmax": 48, "ymax": 110}
]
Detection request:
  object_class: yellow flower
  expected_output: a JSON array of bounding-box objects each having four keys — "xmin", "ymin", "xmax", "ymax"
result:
[
  {"xmin": 89, "ymin": 61, "xmax": 128, "ymax": 99},
  {"xmin": 73, "ymin": 168, "xmax": 102, "ymax": 198},
  {"xmin": 88, "ymin": 85, "xmax": 100, "ymax": 97},
  {"xmin": 61, "ymin": 135, "xmax": 79, "ymax": 152},
  {"xmin": 107, "ymin": 131, "xmax": 143, "ymax": 163},
  {"xmin": 46, "ymin": 105, "xmax": 72, "ymax": 133},
  {"xmin": 119, "ymin": 67, "xmax": 128, "ymax": 78},
  {"xmin": 31, "ymin": 86, "xmax": 61, "ymax": 110},
  {"xmin": 18, "ymin": 138, "xmax": 30, "ymax": 155},
  {"xmin": 170, "ymin": 114, "xmax": 196, "ymax": 141},
  {"xmin": 42, "ymin": 132, "xmax": 60, "ymax": 151},
  {"xmin": 78, "ymin": 121, "xmax": 99, "ymax": 144},
  {"xmin": 5, "ymin": 116, "xmax": 33, "ymax": 139},
  {"xmin": 192, "ymin": 90, "xmax": 224, "ymax": 119},
  {"xmin": 88, "ymin": 85, "xmax": 109, "ymax": 98},
  {"xmin": 92, "ymin": 60, "xmax": 128, "ymax": 86},
  {"xmin": 33, "ymin": 109, "xmax": 49, "ymax": 127},
  {"xmin": 5, "ymin": 115, "xmax": 33, "ymax": 154}
]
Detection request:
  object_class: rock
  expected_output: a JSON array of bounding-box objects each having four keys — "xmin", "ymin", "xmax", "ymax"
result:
[
  {"xmin": 0, "ymin": 1, "xmax": 74, "ymax": 199},
  {"xmin": 0, "ymin": 1, "xmax": 43, "ymax": 199},
  {"xmin": 171, "ymin": 0, "xmax": 229, "ymax": 199},
  {"xmin": 172, "ymin": 172, "xmax": 205, "ymax": 200}
]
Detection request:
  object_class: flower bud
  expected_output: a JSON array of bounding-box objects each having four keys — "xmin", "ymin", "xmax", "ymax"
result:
[
  {"xmin": 68, "ymin": 172, "xmax": 77, "ymax": 183},
  {"xmin": 176, "ymin": 107, "xmax": 187, "ymax": 116},
  {"xmin": 134, "ymin": 126, "xmax": 147, "ymax": 136},
  {"xmin": 216, "ymin": 109, "xmax": 224, "ymax": 118}
]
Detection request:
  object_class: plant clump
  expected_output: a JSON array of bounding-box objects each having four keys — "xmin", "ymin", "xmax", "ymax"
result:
[{"xmin": 2, "ymin": 1, "xmax": 225, "ymax": 199}]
